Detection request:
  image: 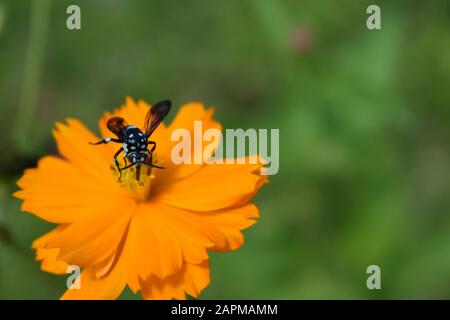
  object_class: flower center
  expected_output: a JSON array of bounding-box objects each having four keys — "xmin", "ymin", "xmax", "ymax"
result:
[{"xmin": 111, "ymin": 157, "xmax": 162, "ymax": 202}]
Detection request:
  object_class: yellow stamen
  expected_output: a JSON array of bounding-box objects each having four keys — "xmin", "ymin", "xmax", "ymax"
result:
[{"xmin": 111, "ymin": 156, "xmax": 163, "ymax": 202}]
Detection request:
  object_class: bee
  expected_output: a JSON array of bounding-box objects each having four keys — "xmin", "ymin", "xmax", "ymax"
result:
[{"xmin": 90, "ymin": 100, "xmax": 171, "ymax": 180}]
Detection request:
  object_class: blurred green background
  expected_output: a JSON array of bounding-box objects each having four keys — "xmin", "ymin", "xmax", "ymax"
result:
[{"xmin": 0, "ymin": 0, "xmax": 449, "ymax": 299}]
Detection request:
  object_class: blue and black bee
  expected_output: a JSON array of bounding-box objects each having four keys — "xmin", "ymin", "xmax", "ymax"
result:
[{"xmin": 90, "ymin": 100, "xmax": 171, "ymax": 180}]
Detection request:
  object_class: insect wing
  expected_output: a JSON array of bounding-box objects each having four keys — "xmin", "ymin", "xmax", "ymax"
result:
[
  {"xmin": 144, "ymin": 100, "xmax": 171, "ymax": 137},
  {"xmin": 107, "ymin": 117, "xmax": 127, "ymax": 138}
]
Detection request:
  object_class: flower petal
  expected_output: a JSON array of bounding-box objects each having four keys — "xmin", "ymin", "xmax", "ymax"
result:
[
  {"xmin": 160, "ymin": 202, "xmax": 260, "ymax": 252},
  {"xmin": 33, "ymin": 226, "xmax": 69, "ymax": 275},
  {"xmin": 140, "ymin": 260, "xmax": 210, "ymax": 300},
  {"xmin": 45, "ymin": 199, "xmax": 134, "ymax": 268},
  {"xmin": 153, "ymin": 203, "xmax": 213, "ymax": 264},
  {"xmin": 154, "ymin": 159, "xmax": 267, "ymax": 211},
  {"xmin": 53, "ymin": 119, "xmax": 116, "ymax": 183},
  {"xmin": 60, "ymin": 266, "xmax": 127, "ymax": 300},
  {"xmin": 124, "ymin": 203, "xmax": 183, "ymax": 291},
  {"xmin": 14, "ymin": 156, "xmax": 129, "ymax": 224},
  {"xmin": 35, "ymin": 248, "xmax": 69, "ymax": 275},
  {"xmin": 153, "ymin": 102, "xmax": 222, "ymax": 188}
]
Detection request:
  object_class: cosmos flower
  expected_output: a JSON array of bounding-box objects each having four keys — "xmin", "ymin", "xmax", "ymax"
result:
[{"xmin": 14, "ymin": 97, "xmax": 268, "ymax": 300}]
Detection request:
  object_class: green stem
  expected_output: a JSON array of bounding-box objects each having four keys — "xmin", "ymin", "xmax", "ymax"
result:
[{"xmin": 11, "ymin": 0, "xmax": 51, "ymax": 153}]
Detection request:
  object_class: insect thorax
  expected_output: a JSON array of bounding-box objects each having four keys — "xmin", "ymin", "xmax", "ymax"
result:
[{"xmin": 123, "ymin": 126, "xmax": 148, "ymax": 163}]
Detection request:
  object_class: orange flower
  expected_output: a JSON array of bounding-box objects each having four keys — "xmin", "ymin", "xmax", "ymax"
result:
[{"xmin": 14, "ymin": 97, "xmax": 268, "ymax": 300}]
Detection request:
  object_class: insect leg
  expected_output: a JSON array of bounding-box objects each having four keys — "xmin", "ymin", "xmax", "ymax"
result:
[
  {"xmin": 120, "ymin": 162, "xmax": 138, "ymax": 171},
  {"xmin": 142, "ymin": 162, "xmax": 165, "ymax": 169},
  {"xmin": 148, "ymin": 141, "xmax": 156, "ymax": 152},
  {"xmin": 143, "ymin": 151, "xmax": 164, "ymax": 169},
  {"xmin": 115, "ymin": 161, "xmax": 137, "ymax": 180},
  {"xmin": 89, "ymin": 137, "xmax": 122, "ymax": 145},
  {"xmin": 113, "ymin": 147, "xmax": 124, "ymax": 178}
]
